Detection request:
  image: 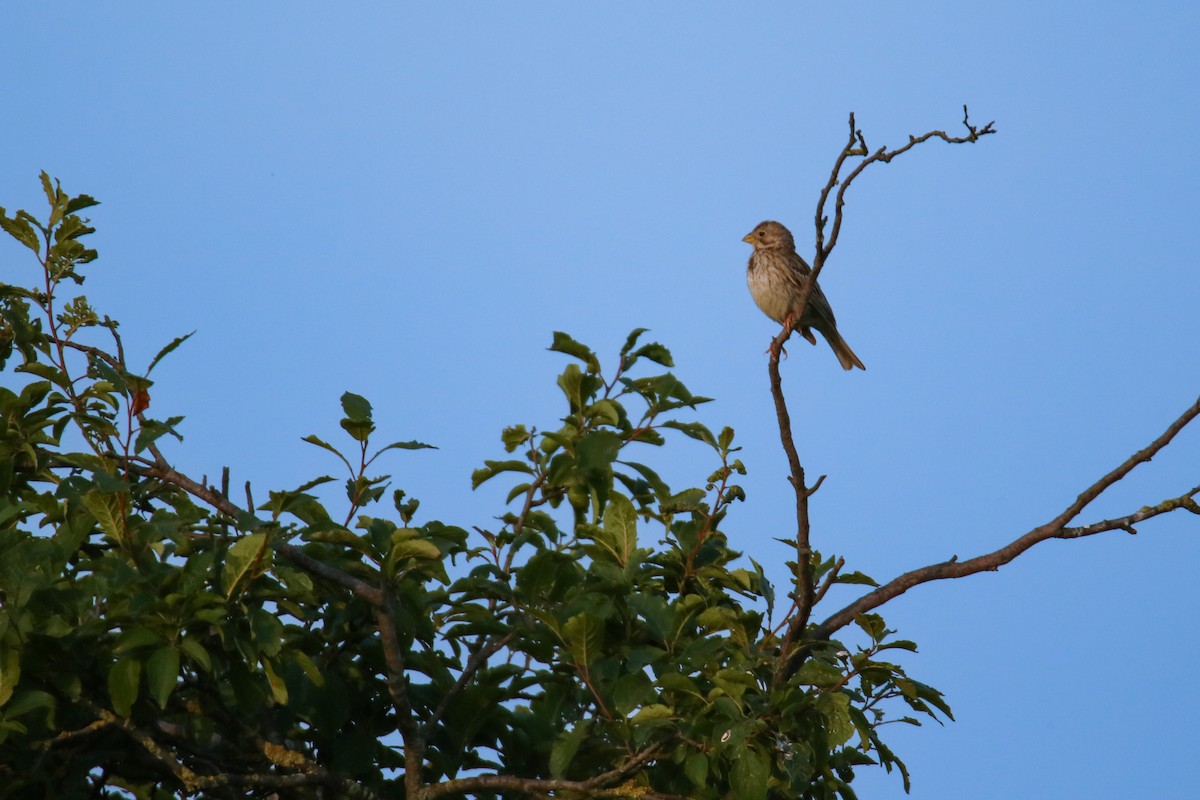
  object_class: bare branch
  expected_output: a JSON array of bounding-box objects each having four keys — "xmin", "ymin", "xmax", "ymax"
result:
[
  {"xmin": 1060, "ymin": 486, "xmax": 1200, "ymax": 539},
  {"xmin": 766, "ymin": 320, "xmax": 818, "ymax": 690},
  {"xmin": 816, "ymin": 106, "xmax": 996, "ymax": 267},
  {"xmin": 812, "ymin": 556, "xmax": 846, "ymax": 608},
  {"xmin": 768, "ymin": 111, "xmax": 998, "ymax": 672},
  {"xmin": 812, "ymin": 395, "xmax": 1200, "ymax": 640},
  {"xmin": 419, "ymin": 742, "xmax": 675, "ymax": 800}
]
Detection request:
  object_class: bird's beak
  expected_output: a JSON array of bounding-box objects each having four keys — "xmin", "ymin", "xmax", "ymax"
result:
[{"xmin": 742, "ymin": 233, "xmax": 755, "ymax": 244}]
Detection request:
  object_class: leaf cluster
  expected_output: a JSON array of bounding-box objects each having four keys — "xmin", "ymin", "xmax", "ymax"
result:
[{"xmin": 0, "ymin": 178, "xmax": 948, "ymax": 800}]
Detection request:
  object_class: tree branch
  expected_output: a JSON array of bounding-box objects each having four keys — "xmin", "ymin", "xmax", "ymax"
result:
[
  {"xmin": 422, "ymin": 632, "xmax": 516, "ymax": 738},
  {"xmin": 812, "ymin": 394, "xmax": 1200, "ymax": 640},
  {"xmin": 131, "ymin": 452, "xmax": 386, "ymax": 607},
  {"xmin": 816, "ymin": 106, "xmax": 996, "ymax": 267},
  {"xmin": 419, "ymin": 742, "xmax": 674, "ymax": 800},
  {"xmin": 375, "ymin": 598, "xmax": 423, "ymax": 798},
  {"xmin": 767, "ymin": 321, "xmax": 814, "ymax": 686},
  {"xmin": 769, "ymin": 110, "xmax": 997, "ymax": 674}
]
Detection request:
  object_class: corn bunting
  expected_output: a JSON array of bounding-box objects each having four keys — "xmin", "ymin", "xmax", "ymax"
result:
[{"xmin": 743, "ymin": 220, "xmax": 865, "ymax": 371}]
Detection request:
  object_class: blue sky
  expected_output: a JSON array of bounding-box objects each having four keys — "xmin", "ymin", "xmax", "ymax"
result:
[{"xmin": 4, "ymin": 3, "xmax": 1200, "ymax": 797}]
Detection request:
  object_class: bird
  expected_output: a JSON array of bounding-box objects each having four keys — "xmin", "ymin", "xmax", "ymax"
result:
[{"xmin": 743, "ymin": 220, "xmax": 865, "ymax": 371}]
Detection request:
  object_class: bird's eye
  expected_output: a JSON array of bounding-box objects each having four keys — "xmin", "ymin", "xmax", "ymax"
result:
[{"xmin": 757, "ymin": 231, "xmax": 764, "ymax": 237}]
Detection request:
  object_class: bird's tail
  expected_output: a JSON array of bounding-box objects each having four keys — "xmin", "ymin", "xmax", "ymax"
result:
[{"xmin": 823, "ymin": 328, "xmax": 866, "ymax": 371}]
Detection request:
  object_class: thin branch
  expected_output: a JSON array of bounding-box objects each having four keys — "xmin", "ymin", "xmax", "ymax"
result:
[
  {"xmin": 770, "ymin": 110, "xmax": 996, "ymax": 672},
  {"xmin": 61, "ymin": 338, "xmax": 123, "ymax": 370},
  {"xmin": 766, "ymin": 320, "xmax": 814, "ymax": 689},
  {"xmin": 422, "ymin": 633, "xmax": 517, "ymax": 737},
  {"xmin": 765, "ymin": 107, "xmax": 998, "ymax": 680},
  {"xmin": 812, "ymin": 395, "xmax": 1200, "ymax": 640},
  {"xmin": 131, "ymin": 453, "xmax": 386, "ymax": 606},
  {"xmin": 1060, "ymin": 485, "xmax": 1200, "ymax": 539},
  {"xmin": 81, "ymin": 701, "xmax": 199, "ymax": 788},
  {"xmin": 817, "ymin": 106, "xmax": 996, "ymax": 266},
  {"xmin": 812, "ymin": 556, "xmax": 846, "ymax": 608},
  {"xmin": 419, "ymin": 742, "xmax": 674, "ymax": 800}
]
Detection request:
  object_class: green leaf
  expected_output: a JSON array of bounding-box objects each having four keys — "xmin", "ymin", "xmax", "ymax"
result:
[
  {"xmin": 684, "ymin": 752, "xmax": 709, "ymax": 788},
  {"xmin": 373, "ymin": 439, "xmax": 437, "ymax": 458},
  {"xmin": 628, "ymin": 704, "xmax": 674, "ymax": 725},
  {"xmin": 180, "ymin": 638, "xmax": 212, "ymax": 672},
  {"xmin": 134, "ymin": 415, "xmax": 185, "ymax": 453},
  {"xmin": 3, "ymin": 690, "xmax": 55, "ymax": 720},
  {"xmin": 291, "ymin": 651, "xmax": 325, "ymax": 687},
  {"xmin": 660, "ymin": 487, "xmax": 705, "ymax": 514},
  {"xmin": 340, "ymin": 418, "xmax": 374, "ymax": 442},
  {"xmin": 557, "ymin": 363, "xmax": 585, "ymax": 410},
  {"xmin": 855, "ymin": 613, "xmax": 886, "ymax": 643},
  {"xmin": 0, "ymin": 646, "xmax": 20, "ymax": 708},
  {"xmin": 262, "ymin": 658, "xmax": 288, "ymax": 705},
  {"xmin": 562, "ymin": 613, "xmax": 603, "ymax": 667},
  {"xmin": 222, "ymin": 533, "xmax": 269, "ymax": 598},
  {"xmin": 14, "ymin": 361, "xmax": 70, "ymax": 389},
  {"xmin": 730, "ymin": 744, "xmax": 770, "ymax": 800},
  {"xmin": 82, "ymin": 490, "xmax": 127, "ymax": 543},
  {"xmin": 65, "ymin": 193, "xmax": 101, "ymax": 214},
  {"xmin": 549, "ymin": 721, "xmax": 590, "ymax": 778},
  {"xmin": 108, "ymin": 657, "xmax": 141, "ymax": 717},
  {"xmin": 0, "ymin": 212, "xmax": 40, "ymax": 253},
  {"xmin": 390, "ymin": 537, "xmax": 442, "ymax": 561},
  {"xmin": 663, "ymin": 420, "xmax": 716, "ymax": 447},
  {"xmin": 750, "ymin": 558, "xmax": 774, "ymax": 619},
  {"xmin": 471, "ymin": 459, "xmax": 534, "ymax": 489},
  {"xmin": 911, "ymin": 679, "xmax": 954, "ymax": 721},
  {"xmin": 40, "ymin": 171, "xmax": 60, "ymax": 211},
  {"xmin": 249, "ymin": 607, "xmax": 284, "ymax": 657},
  {"xmin": 146, "ymin": 331, "xmax": 195, "ymax": 375},
  {"xmin": 549, "ymin": 331, "xmax": 600, "ymax": 372},
  {"xmin": 632, "ymin": 341, "xmax": 673, "ymax": 366},
  {"xmin": 612, "ymin": 670, "xmax": 655, "ymax": 717},
  {"xmin": 794, "ymin": 659, "xmax": 844, "ymax": 688},
  {"xmin": 301, "ymin": 434, "xmax": 353, "ymax": 470},
  {"xmin": 835, "ymin": 571, "xmax": 879, "ymax": 587},
  {"xmin": 584, "ymin": 399, "xmax": 622, "ymax": 427},
  {"xmin": 620, "ymin": 328, "xmax": 649, "ymax": 356},
  {"xmin": 341, "ymin": 392, "xmax": 372, "ymax": 421},
  {"xmin": 596, "ymin": 492, "xmax": 638, "ymax": 566},
  {"xmin": 816, "ymin": 692, "xmax": 855, "ymax": 747},
  {"xmin": 146, "ymin": 647, "xmax": 179, "ymax": 708},
  {"xmin": 501, "ymin": 424, "xmax": 530, "ymax": 452}
]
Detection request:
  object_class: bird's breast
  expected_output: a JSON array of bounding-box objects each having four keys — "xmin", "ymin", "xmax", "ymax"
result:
[{"xmin": 746, "ymin": 260, "xmax": 795, "ymax": 324}]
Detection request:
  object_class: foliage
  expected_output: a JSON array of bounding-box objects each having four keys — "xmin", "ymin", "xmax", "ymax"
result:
[{"xmin": 0, "ymin": 176, "xmax": 948, "ymax": 799}]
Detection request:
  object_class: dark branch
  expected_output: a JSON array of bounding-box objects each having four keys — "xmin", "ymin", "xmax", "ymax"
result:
[
  {"xmin": 766, "ymin": 321, "xmax": 815, "ymax": 688},
  {"xmin": 770, "ymin": 107, "xmax": 997, "ymax": 675},
  {"xmin": 131, "ymin": 452, "xmax": 386, "ymax": 607},
  {"xmin": 812, "ymin": 395, "xmax": 1200, "ymax": 640},
  {"xmin": 816, "ymin": 106, "xmax": 996, "ymax": 267},
  {"xmin": 419, "ymin": 742, "xmax": 674, "ymax": 800}
]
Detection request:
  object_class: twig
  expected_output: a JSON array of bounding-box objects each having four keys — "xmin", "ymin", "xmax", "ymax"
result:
[
  {"xmin": 422, "ymin": 633, "xmax": 516, "ymax": 737},
  {"xmin": 817, "ymin": 106, "xmax": 996, "ymax": 266},
  {"xmin": 811, "ymin": 395, "xmax": 1200, "ymax": 641},
  {"xmin": 771, "ymin": 108, "xmax": 997, "ymax": 680},
  {"xmin": 812, "ymin": 556, "xmax": 846, "ymax": 608},
  {"xmin": 131, "ymin": 452, "xmax": 386, "ymax": 607},
  {"xmin": 419, "ymin": 742, "xmax": 674, "ymax": 800}
]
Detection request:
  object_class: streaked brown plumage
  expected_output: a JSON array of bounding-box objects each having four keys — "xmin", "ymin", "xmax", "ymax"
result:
[{"xmin": 743, "ymin": 220, "xmax": 865, "ymax": 371}]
